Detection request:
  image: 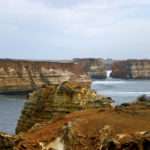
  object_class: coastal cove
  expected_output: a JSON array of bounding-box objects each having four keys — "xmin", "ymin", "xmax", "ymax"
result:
[
  {"xmin": 92, "ymin": 79, "xmax": 150, "ymax": 104},
  {"xmin": 1, "ymin": 1, "xmax": 150, "ymax": 148},
  {"xmin": 0, "ymin": 79, "xmax": 150, "ymax": 133}
]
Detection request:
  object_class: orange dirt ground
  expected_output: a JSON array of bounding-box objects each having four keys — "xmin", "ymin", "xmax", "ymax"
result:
[{"xmin": 15, "ymin": 103, "xmax": 150, "ymax": 150}]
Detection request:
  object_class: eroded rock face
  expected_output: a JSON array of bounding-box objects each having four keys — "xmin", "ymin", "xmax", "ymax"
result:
[
  {"xmin": 0, "ymin": 96, "xmax": 150, "ymax": 150},
  {"xmin": 16, "ymin": 81, "xmax": 112, "ymax": 134},
  {"xmin": 111, "ymin": 59, "xmax": 150, "ymax": 79},
  {"xmin": 0, "ymin": 59, "xmax": 90, "ymax": 94},
  {"xmin": 13, "ymin": 102, "xmax": 150, "ymax": 150},
  {"xmin": 0, "ymin": 132, "xmax": 15, "ymax": 150},
  {"xmin": 74, "ymin": 58, "xmax": 106, "ymax": 79}
]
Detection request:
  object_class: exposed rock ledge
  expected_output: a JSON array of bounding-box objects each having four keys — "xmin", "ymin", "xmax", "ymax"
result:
[
  {"xmin": 0, "ymin": 100, "xmax": 150, "ymax": 150},
  {"xmin": 111, "ymin": 59, "xmax": 150, "ymax": 79},
  {"xmin": 16, "ymin": 81, "xmax": 112, "ymax": 133},
  {"xmin": 0, "ymin": 82, "xmax": 149, "ymax": 149},
  {"xmin": 74, "ymin": 58, "xmax": 106, "ymax": 79},
  {"xmin": 0, "ymin": 59, "xmax": 90, "ymax": 94}
]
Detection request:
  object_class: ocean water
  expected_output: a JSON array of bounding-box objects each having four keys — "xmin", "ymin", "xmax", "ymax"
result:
[
  {"xmin": 92, "ymin": 79, "xmax": 150, "ymax": 104},
  {"xmin": 0, "ymin": 95, "xmax": 25, "ymax": 134}
]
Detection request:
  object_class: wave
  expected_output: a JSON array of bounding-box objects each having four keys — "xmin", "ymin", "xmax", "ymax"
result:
[
  {"xmin": 97, "ymin": 91, "xmax": 150, "ymax": 96},
  {"xmin": 93, "ymin": 80, "xmax": 126, "ymax": 85}
]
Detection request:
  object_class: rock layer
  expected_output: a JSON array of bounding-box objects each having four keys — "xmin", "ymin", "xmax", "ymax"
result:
[
  {"xmin": 0, "ymin": 59, "xmax": 90, "ymax": 94},
  {"xmin": 111, "ymin": 59, "xmax": 150, "ymax": 79},
  {"xmin": 0, "ymin": 132, "xmax": 15, "ymax": 150},
  {"xmin": 0, "ymin": 87, "xmax": 150, "ymax": 150},
  {"xmin": 74, "ymin": 58, "xmax": 106, "ymax": 79},
  {"xmin": 16, "ymin": 81, "xmax": 112, "ymax": 134},
  {"xmin": 14, "ymin": 101, "xmax": 150, "ymax": 150}
]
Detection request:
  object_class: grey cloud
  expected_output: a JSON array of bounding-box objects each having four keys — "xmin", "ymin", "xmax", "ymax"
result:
[{"xmin": 0, "ymin": 0, "xmax": 150, "ymax": 59}]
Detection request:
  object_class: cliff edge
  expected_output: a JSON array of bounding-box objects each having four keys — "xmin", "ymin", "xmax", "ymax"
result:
[
  {"xmin": 0, "ymin": 100, "xmax": 149, "ymax": 150},
  {"xmin": 111, "ymin": 59, "xmax": 150, "ymax": 79},
  {"xmin": 16, "ymin": 81, "xmax": 112, "ymax": 133},
  {"xmin": 74, "ymin": 58, "xmax": 106, "ymax": 79},
  {"xmin": 0, "ymin": 59, "xmax": 90, "ymax": 94}
]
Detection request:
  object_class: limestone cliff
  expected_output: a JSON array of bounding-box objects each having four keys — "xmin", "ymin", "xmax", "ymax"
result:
[
  {"xmin": 111, "ymin": 59, "xmax": 150, "ymax": 79},
  {"xmin": 16, "ymin": 81, "xmax": 112, "ymax": 133},
  {"xmin": 74, "ymin": 58, "xmax": 106, "ymax": 79},
  {"xmin": 0, "ymin": 59, "xmax": 90, "ymax": 94}
]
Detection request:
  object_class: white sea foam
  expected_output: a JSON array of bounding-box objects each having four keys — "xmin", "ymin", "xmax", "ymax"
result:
[
  {"xmin": 106, "ymin": 70, "xmax": 112, "ymax": 79},
  {"xmin": 93, "ymin": 80, "xmax": 126, "ymax": 85},
  {"xmin": 97, "ymin": 91, "xmax": 150, "ymax": 96}
]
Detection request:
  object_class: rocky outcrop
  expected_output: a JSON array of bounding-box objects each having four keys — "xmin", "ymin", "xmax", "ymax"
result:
[
  {"xmin": 0, "ymin": 59, "xmax": 90, "ymax": 94},
  {"xmin": 16, "ymin": 81, "xmax": 112, "ymax": 134},
  {"xmin": 74, "ymin": 58, "xmax": 106, "ymax": 79},
  {"xmin": 0, "ymin": 88, "xmax": 150, "ymax": 149},
  {"xmin": 0, "ymin": 132, "xmax": 15, "ymax": 150},
  {"xmin": 111, "ymin": 59, "xmax": 150, "ymax": 79},
  {"xmin": 13, "ymin": 102, "xmax": 150, "ymax": 150}
]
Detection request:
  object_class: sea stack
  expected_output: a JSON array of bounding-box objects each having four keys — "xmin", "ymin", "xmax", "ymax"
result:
[{"xmin": 111, "ymin": 59, "xmax": 150, "ymax": 79}]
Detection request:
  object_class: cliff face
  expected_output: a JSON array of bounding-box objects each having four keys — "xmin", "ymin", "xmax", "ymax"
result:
[
  {"xmin": 111, "ymin": 59, "xmax": 150, "ymax": 79},
  {"xmin": 0, "ymin": 87, "xmax": 150, "ymax": 150},
  {"xmin": 74, "ymin": 58, "xmax": 106, "ymax": 79},
  {"xmin": 16, "ymin": 81, "xmax": 112, "ymax": 134},
  {"xmin": 0, "ymin": 59, "xmax": 90, "ymax": 94},
  {"xmin": 5, "ymin": 100, "xmax": 150, "ymax": 150}
]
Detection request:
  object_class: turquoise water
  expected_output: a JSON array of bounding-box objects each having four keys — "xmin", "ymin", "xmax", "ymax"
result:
[{"xmin": 92, "ymin": 79, "xmax": 150, "ymax": 104}]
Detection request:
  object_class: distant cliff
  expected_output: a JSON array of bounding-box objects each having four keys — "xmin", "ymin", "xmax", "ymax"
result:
[
  {"xmin": 0, "ymin": 59, "xmax": 90, "ymax": 94},
  {"xmin": 74, "ymin": 58, "xmax": 106, "ymax": 79},
  {"xmin": 111, "ymin": 59, "xmax": 150, "ymax": 79}
]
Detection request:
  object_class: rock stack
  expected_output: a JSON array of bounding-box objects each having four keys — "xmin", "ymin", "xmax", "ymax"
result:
[
  {"xmin": 74, "ymin": 58, "xmax": 106, "ymax": 79},
  {"xmin": 16, "ymin": 81, "xmax": 112, "ymax": 134},
  {"xmin": 111, "ymin": 59, "xmax": 150, "ymax": 79}
]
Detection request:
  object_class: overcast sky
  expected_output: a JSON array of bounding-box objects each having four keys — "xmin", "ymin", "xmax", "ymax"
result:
[{"xmin": 0, "ymin": 0, "xmax": 150, "ymax": 60}]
